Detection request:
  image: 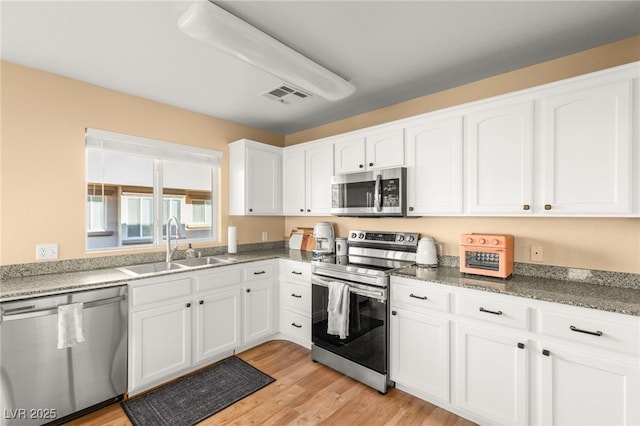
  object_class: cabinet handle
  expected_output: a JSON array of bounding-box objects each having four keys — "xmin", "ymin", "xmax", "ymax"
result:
[
  {"xmin": 291, "ymin": 322, "xmax": 302, "ymax": 328},
  {"xmin": 570, "ymin": 325, "xmax": 603, "ymax": 337},
  {"xmin": 291, "ymin": 293, "xmax": 302, "ymax": 298},
  {"xmin": 542, "ymin": 349, "xmax": 551, "ymax": 357},
  {"xmin": 409, "ymin": 207, "xmax": 414, "ymax": 212},
  {"xmin": 409, "ymin": 293, "xmax": 427, "ymax": 300},
  {"xmin": 199, "ymin": 300, "xmax": 204, "ymax": 305},
  {"xmin": 523, "ymin": 204, "xmax": 530, "ymax": 211},
  {"xmin": 544, "ymin": 204, "xmax": 552, "ymax": 210},
  {"xmin": 291, "ymin": 271, "xmax": 302, "ymax": 275},
  {"xmin": 517, "ymin": 342, "xmax": 525, "ymax": 349},
  {"xmin": 253, "ymin": 271, "xmax": 266, "ymax": 275},
  {"xmin": 246, "ymin": 288, "xmax": 251, "ymax": 293},
  {"xmin": 391, "ymin": 310, "xmax": 397, "ymax": 316},
  {"xmin": 479, "ymin": 307, "xmax": 503, "ymax": 315},
  {"xmin": 186, "ymin": 303, "xmax": 191, "ymax": 308}
]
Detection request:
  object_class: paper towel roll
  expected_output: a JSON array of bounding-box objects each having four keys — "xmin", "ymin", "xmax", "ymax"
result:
[{"xmin": 228, "ymin": 226, "xmax": 237, "ymax": 254}]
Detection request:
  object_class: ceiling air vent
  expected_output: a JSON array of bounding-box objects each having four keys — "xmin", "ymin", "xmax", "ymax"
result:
[{"xmin": 261, "ymin": 84, "xmax": 312, "ymax": 104}]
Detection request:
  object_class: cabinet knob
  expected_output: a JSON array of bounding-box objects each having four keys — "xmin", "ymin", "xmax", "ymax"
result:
[
  {"xmin": 523, "ymin": 204, "xmax": 530, "ymax": 211},
  {"xmin": 542, "ymin": 349, "xmax": 551, "ymax": 357},
  {"xmin": 369, "ymin": 162, "xmax": 374, "ymax": 167},
  {"xmin": 199, "ymin": 300, "xmax": 204, "ymax": 305},
  {"xmin": 544, "ymin": 204, "xmax": 552, "ymax": 210},
  {"xmin": 249, "ymin": 208, "xmax": 253, "ymax": 212},
  {"xmin": 409, "ymin": 207, "xmax": 414, "ymax": 212},
  {"xmin": 246, "ymin": 288, "xmax": 251, "ymax": 293},
  {"xmin": 186, "ymin": 303, "xmax": 191, "ymax": 308},
  {"xmin": 307, "ymin": 209, "xmax": 311, "ymax": 212},
  {"xmin": 300, "ymin": 208, "xmax": 304, "ymax": 212},
  {"xmin": 517, "ymin": 342, "xmax": 525, "ymax": 349},
  {"xmin": 391, "ymin": 310, "xmax": 397, "ymax": 316},
  {"xmin": 359, "ymin": 164, "xmax": 364, "ymax": 168}
]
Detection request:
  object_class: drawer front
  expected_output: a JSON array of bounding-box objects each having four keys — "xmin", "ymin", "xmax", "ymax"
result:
[
  {"xmin": 540, "ymin": 309, "xmax": 640, "ymax": 356},
  {"xmin": 195, "ymin": 267, "xmax": 242, "ymax": 293},
  {"xmin": 457, "ymin": 294, "xmax": 529, "ymax": 331},
  {"xmin": 132, "ymin": 277, "xmax": 192, "ymax": 307},
  {"xmin": 281, "ymin": 280, "xmax": 311, "ymax": 315},
  {"xmin": 244, "ymin": 262, "xmax": 274, "ymax": 282},
  {"xmin": 280, "ymin": 261, "xmax": 311, "ymax": 282},
  {"xmin": 280, "ymin": 309, "xmax": 311, "ymax": 343},
  {"xmin": 391, "ymin": 282, "xmax": 450, "ymax": 314}
]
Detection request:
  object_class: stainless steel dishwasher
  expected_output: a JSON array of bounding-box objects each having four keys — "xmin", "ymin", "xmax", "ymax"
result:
[{"xmin": 1, "ymin": 285, "xmax": 127, "ymax": 426}]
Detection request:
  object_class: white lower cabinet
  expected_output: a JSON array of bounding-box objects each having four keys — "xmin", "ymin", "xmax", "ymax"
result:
[
  {"xmin": 455, "ymin": 323, "xmax": 529, "ymax": 425},
  {"xmin": 128, "ymin": 260, "xmax": 277, "ymax": 395},
  {"xmin": 538, "ymin": 343, "xmax": 639, "ymax": 426},
  {"xmin": 278, "ymin": 259, "xmax": 312, "ymax": 347},
  {"xmin": 390, "ymin": 308, "xmax": 450, "ymax": 402},
  {"xmin": 390, "ymin": 276, "xmax": 640, "ymax": 426},
  {"xmin": 131, "ymin": 300, "xmax": 192, "ymax": 391}
]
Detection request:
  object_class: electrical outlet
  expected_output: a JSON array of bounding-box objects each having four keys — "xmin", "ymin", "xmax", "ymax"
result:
[
  {"xmin": 36, "ymin": 243, "xmax": 59, "ymax": 260},
  {"xmin": 531, "ymin": 245, "xmax": 543, "ymax": 262},
  {"xmin": 262, "ymin": 231, "xmax": 268, "ymax": 242}
]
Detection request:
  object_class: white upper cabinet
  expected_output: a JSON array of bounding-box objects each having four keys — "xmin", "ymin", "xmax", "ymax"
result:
[
  {"xmin": 229, "ymin": 139, "xmax": 282, "ymax": 215},
  {"xmin": 465, "ymin": 101, "xmax": 534, "ymax": 214},
  {"xmin": 333, "ymin": 127, "xmax": 405, "ymax": 173},
  {"xmin": 540, "ymin": 80, "xmax": 633, "ymax": 215},
  {"xmin": 406, "ymin": 116, "xmax": 463, "ymax": 215},
  {"xmin": 282, "ymin": 142, "xmax": 334, "ymax": 215}
]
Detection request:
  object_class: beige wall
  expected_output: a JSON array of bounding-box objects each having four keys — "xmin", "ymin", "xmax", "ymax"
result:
[
  {"xmin": 0, "ymin": 61, "xmax": 285, "ymax": 265},
  {"xmin": 284, "ymin": 36, "xmax": 640, "ymax": 274},
  {"xmin": 2, "ymin": 36, "xmax": 640, "ymax": 273}
]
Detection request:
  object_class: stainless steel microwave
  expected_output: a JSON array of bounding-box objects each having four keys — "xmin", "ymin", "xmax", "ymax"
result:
[{"xmin": 331, "ymin": 167, "xmax": 407, "ymax": 217}]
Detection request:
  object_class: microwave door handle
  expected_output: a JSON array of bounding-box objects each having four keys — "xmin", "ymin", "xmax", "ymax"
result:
[{"xmin": 375, "ymin": 174, "xmax": 382, "ymax": 212}]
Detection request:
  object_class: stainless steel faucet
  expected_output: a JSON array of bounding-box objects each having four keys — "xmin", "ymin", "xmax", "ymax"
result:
[{"xmin": 166, "ymin": 216, "xmax": 182, "ymax": 264}]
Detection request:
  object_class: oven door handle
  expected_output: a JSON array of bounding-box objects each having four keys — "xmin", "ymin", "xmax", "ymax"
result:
[
  {"xmin": 374, "ymin": 173, "xmax": 382, "ymax": 212},
  {"xmin": 312, "ymin": 276, "xmax": 385, "ymax": 301}
]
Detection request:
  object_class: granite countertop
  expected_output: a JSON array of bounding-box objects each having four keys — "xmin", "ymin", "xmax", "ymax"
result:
[
  {"xmin": 0, "ymin": 248, "xmax": 315, "ymax": 302},
  {"xmin": 2, "ymin": 249, "xmax": 639, "ymax": 317},
  {"xmin": 392, "ymin": 265, "xmax": 640, "ymax": 316}
]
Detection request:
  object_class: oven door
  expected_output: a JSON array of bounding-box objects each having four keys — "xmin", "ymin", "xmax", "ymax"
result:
[
  {"xmin": 331, "ymin": 167, "xmax": 406, "ymax": 217},
  {"xmin": 311, "ymin": 274, "xmax": 388, "ymax": 375}
]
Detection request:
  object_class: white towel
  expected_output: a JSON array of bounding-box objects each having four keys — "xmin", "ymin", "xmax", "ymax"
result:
[
  {"xmin": 327, "ymin": 281, "xmax": 350, "ymax": 339},
  {"xmin": 57, "ymin": 302, "xmax": 85, "ymax": 349}
]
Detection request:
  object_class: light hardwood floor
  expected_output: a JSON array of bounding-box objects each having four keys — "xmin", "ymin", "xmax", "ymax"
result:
[{"xmin": 67, "ymin": 340, "xmax": 476, "ymax": 425}]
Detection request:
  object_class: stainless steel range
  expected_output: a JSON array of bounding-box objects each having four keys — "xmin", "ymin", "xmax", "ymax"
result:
[{"xmin": 311, "ymin": 230, "xmax": 418, "ymax": 393}]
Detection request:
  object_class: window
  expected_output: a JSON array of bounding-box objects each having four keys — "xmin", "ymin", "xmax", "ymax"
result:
[{"xmin": 85, "ymin": 129, "xmax": 221, "ymax": 251}]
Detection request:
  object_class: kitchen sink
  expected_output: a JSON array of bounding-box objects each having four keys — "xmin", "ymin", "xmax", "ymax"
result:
[
  {"xmin": 118, "ymin": 261, "xmax": 188, "ymax": 276},
  {"xmin": 173, "ymin": 257, "xmax": 229, "ymax": 268}
]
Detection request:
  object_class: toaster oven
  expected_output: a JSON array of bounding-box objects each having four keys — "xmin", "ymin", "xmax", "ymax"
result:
[{"xmin": 460, "ymin": 233, "xmax": 514, "ymax": 278}]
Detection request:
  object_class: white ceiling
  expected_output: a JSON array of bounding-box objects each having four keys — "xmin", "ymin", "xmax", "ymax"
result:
[{"xmin": 2, "ymin": 1, "xmax": 639, "ymax": 135}]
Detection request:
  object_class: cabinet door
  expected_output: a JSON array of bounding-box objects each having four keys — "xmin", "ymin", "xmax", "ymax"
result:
[
  {"xmin": 282, "ymin": 148, "xmax": 306, "ymax": 215},
  {"xmin": 539, "ymin": 344, "xmax": 640, "ymax": 426},
  {"xmin": 541, "ymin": 81, "xmax": 632, "ymax": 214},
  {"xmin": 130, "ymin": 301, "xmax": 192, "ymax": 392},
  {"xmin": 334, "ymin": 136, "xmax": 366, "ymax": 173},
  {"xmin": 456, "ymin": 323, "xmax": 528, "ymax": 425},
  {"xmin": 390, "ymin": 308, "xmax": 450, "ymax": 402},
  {"xmin": 246, "ymin": 145, "xmax": 282, "ymax": 214},
  {"xmin": 194, "ymin": 287, "xmax": 242, "ymax": 364},
  {"xmin": 406, "ymin": 116, "xmax": 463, "ymax": 215},
  {"xmin": 366, "ymin": 128, "xmax": 405, "ymax": 170},
  {"xmin": 466, "ymin": 101, "xmax": 534, "ymax": 214},
  {"xmin": 305, "ymin": 144, "xmax": 334, "ymax": 215},
  {"xmin": 243, "ymin": 280, "xmax": 275, "ymax": 344}
]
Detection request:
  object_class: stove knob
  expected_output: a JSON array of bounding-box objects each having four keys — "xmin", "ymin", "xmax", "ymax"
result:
[
  {"xmin": 466, "ymin": 237, "xmax": 473, "ymax": 244},
  {"xmin": 407, "ymin": 235, "xmax": 415, "ymax": 242},
  {"xmin": 492, "ymin": 239, "xmax": 499, "ymax": 245},
  {"xmin": 397, "ymin": 235, "xmax": 405, "ymax": 242},
  {"xmin": 351, "ymin": 232, "xmax": 357, "ymax": 239},
  {"xmin": 478, "ymin": 238, "xmax": 485, "ymax": 244},
  {"xmin": 358, "ymin": 233, "xmax": 365, "ymax": 239}
]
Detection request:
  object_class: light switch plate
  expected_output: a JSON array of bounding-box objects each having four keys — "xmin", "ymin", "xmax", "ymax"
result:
[
  {"xmin": 531, "ymin": 245, "xmax": 543, "ymax": 262},
  {"xmin": 36, "ymin": 243, "xmax": 59, "ymax": 260}
]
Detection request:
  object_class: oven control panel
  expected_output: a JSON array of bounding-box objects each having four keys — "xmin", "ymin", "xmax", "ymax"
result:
[{"xmin": 348, "ymin": 230, "xmax": 419, "ymax": 246}]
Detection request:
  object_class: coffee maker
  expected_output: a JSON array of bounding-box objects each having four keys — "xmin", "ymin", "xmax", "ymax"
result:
[{"xmin": 313, "ymin": 222, "xmax": 335, "ymax": 257}]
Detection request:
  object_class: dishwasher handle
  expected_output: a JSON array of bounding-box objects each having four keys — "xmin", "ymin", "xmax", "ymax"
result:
[{"xmin": 2, "ymin": 294, "xmax": 126, "ymax": 321}]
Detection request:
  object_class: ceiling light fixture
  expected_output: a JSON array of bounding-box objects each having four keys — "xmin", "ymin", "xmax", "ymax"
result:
[{"xmin": 177, "ymin": 1, "xmax": 355, "ymax": 102}]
